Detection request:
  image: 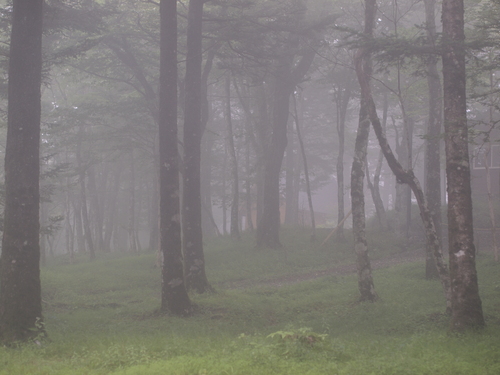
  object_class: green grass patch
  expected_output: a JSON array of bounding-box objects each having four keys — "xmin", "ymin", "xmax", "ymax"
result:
[{"xmin": 1, "ymin": 228, "xmax": 499, "ymax": 374}]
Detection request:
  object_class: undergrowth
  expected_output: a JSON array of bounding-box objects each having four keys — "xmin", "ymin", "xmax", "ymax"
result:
[{"xmin": 0, "ymin": 228, "xmax": 499, "ymax": 374}]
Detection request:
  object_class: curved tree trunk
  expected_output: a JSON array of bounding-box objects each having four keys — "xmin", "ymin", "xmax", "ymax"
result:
[{"xmin": 0, "ymin": 0, "xmax": 44, "ymax": 344}]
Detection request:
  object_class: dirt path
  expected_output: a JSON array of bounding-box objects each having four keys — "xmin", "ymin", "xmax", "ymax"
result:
[{"xmin": 219, "ymin": 249, "xmax": 424, "ymax": 290}]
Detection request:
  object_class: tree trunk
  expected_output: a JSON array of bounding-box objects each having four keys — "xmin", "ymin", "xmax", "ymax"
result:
[
  {"xmin": 351, "ymin": 100, "xmax": 377, "ymax": 302},
  {"xmin": 103, "ymin": 166, "xmax": 121, "ymax": 252},
  {"xmin": 335, "ymin": 75, "xmax": 352, "ymax": 241},
  {"xmin": 442, "ymin": 0, "xmax": 485, "ymax": 330},
  {"xmin": 284, "ymin": 119, "xmax": 297, "ymax": 226},
  {"xmin": 128, "ymin": 149, "xmax": 137, "ymax": 253},
  {"xmin": 293, "ymin": 91, "xmax": 316, "ymax": 241},
  {"xmin": 423, "ymin": 0, "xmax": 443, "ymax": 279},
  {"xmin": 225, "ymin": 74, "xmax": 240, "ymax": 240},
  {"xmin": 355, "ymin": 0, "xmax": 451, "ymax": 312},
  {"xmin": 182, "ymin": 0, "xmax": 211, "ymax": 293},
  {"xmin": 0, "ymin": 0, "xmax": 44, "ymax": 344},
  {"xmin": 256, "ymin": 50, "xmax": 316, "ymax": 248},
  {"xmin": 366, "ymin": 150, "xmax": 389, "ymax": 231},
  {"xmin": 76, "ymin": 125, "xmax": 95, "ymax": 260},
  {"xmin": 159, "ymin": 0, "xmax": 192, "ymax": 315},
  {"xmin": 351, "ymin": 0, "xmax": 378, "ymax": 303}
]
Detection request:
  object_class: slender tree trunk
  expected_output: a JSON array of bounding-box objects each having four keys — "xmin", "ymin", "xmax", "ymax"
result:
[
  {"xmin": 128, "ymin": 149, "xmax": 137, "ymax": 253},
  {"xmin": 0, "ymin": 0, "xmax": 44, "ymax": 344},
  {"xmin": 88, "ymin": 165, "xmax": 104, "ymax": 252},
  {"xmin": 73, "ymin": 197, "xmax": 86, "ymax": 253},
  {"xmin": 366, "ymin": 151, "xmax": 389, "ymax": 231},
  {"xmin": 149, "ymin": 178, "xmax": 160, "ymax": 252},
  {"xmin": 222, "ymin": 146, "xmax": 228, "ymax": 235},
  {"xmin": 351, "ymin": 0, "xmax": 378, "ymax": 303},
  {"xmin": 293, "ymin": 91, "xmax": 316, "ymax": 241},
  {"xmin": 335, "ymin": 77, "xmax": 352, "ymax": 241},
  {"xmin": 103, "ymin": 166, "xmax": 121, "ymax": 252},
  {"xmin": 423, "ymin": 0, "xmax": 443, "ymax": 279},
  {"xmin": 182, "ymin": 0, "xmax": 211, "ymax": 292},
  {"xmin": 442, "ymin": 0, "xmax": 484, "ymax": 329},
  {"xmin": 351, "ymin": 99, "xmax": 377, "ymax": 302},
  {"xmin": 284, "ymin": 119, "xmax": 297, "ymax": 226},
  {"xmin": 225, "ymin": 74, "xmax": 240, "ymax": 240},
  {"xmin": 76, "ymin": 126, "xmax": 95, "ymax": 260},
  {"xmin": 245, "ymin": 123, "xmax": 254, "ymax": 231},
  {"xmin": 159, "ymin": 0, "xmax": 191, "ymax": 314}
]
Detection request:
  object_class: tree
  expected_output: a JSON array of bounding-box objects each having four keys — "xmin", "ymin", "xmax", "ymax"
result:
[
  {"xmin": 351, "ymin": 0, "xmax": 377, "ymax": 302},
  {"xmin": 182, "ymin": 0, "xmax": 211, "ymax": 293},
  {"xmin": 0, "ymin": 0, "xmax": 44, "ymax": 343},
  {"xmin": 423, "ymin": 0, "xmax": 442, "ymax": 279},
  {"xmin": 442, "ymin": 0, "xmax": 485, "ymax": 330},
  {"xmin": 159, "ymin": 0, "xmax": 192, "ymax": 315}
]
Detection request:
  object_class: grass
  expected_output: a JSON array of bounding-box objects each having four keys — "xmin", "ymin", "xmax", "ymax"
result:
[{"xmin": 1, "ymin": 227, "xmax": 499, "ymax": 374}]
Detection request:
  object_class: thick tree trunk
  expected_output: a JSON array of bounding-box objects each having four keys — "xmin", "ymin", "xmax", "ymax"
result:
[
  {"xmin": 423, "ymin": 0, "xmax": 443, "ymax": 279},
  {"xmin": 256, "ymin": 50, "xmax": 316, "ymax": 248},
  {"xmin": 182, "ymin": 0, "xmax": 211, "ymax": 293},
  {"xmin": 442, "ymin": 0, "xmax": 485, "ymax": 330},
  {"xmin": 225, "ymin": 74, "xmax": 240, "ymax": 240},
  {"xmin": 159, "ymin": 0, "xmax": 192, "ymax": 314},
  {"xmin": 0, "ymin": 0, "xmax": 44, "ymax": 344},
  {"xmin": 256, "ymin": 63, "xmax": 291, "ymax": 248}
]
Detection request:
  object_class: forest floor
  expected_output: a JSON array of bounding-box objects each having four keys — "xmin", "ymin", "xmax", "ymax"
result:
[{"xmin": 220, "ymin": 248, "xmax": 424, "ymax": 290}]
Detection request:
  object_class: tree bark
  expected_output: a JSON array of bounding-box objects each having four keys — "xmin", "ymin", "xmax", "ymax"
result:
[
  {"xmin": 182, "ymin": 0, "xmax": 211, "ymax": 292},
  {"xmin": 335, "ymin": 74, "xmax": 352, "ymax": 241},
  {"xmin": 351, "ymin": 0, "xmax": 378, "ymax": 303},
  {"xmin": 442, "ymin": 0, "xmax": 485, "ymax": 330},
  {"xmin": 293, "ymin": 91, "xmax": 316, "ymax": 241},
  {"xmin": 351, "ymin": 98, "xmax": 377, "ymax": 302},
  {"xmin": 0, "ymin": 0, "xmax": 44, "ymax": 344},
  {"xmin": 423, "ymin": 0, "xmax": 443, "ymax": 279},
  {"xmin": 159, "ymin": 0, "xmax": 192, "ymax": 315},
  {"xmin": 225, "ymin": 74, "xmax": 240, "ymax": 240}
]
